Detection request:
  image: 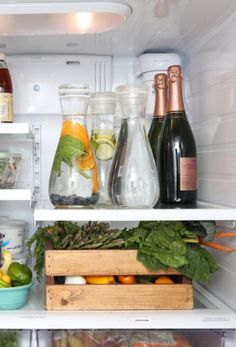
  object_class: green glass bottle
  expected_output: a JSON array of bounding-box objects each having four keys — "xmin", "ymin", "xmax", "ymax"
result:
[
  {"xmin": 148, "ymin": 73, "xmax": 167, "ymax": 165},
  {"xmin": 158, "ymin": 65, "xmax": 197, "ymax": 204}
]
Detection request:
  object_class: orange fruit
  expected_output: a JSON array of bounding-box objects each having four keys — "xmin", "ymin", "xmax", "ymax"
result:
[
  {"xmin": 154, "ymin": 276, "xmax": 174, "ymax": 284},
  {"xmin": 61, "ymin": 120, "xmax": 90, "ymax": 147},
  {"xmin": 117, "ymin": 275, "xmax": 137, "ymax": 284}
]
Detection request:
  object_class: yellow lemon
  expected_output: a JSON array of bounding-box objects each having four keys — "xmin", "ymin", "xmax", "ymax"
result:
[{"xmin": 2, "ymin": 274, "xmax": 11, "ymax": 285}]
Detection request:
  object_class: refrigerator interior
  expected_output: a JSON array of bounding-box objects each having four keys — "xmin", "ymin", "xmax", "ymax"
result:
[{"xmin": 0, "ymin": 0, "xmax": 236, "ymax": 344}]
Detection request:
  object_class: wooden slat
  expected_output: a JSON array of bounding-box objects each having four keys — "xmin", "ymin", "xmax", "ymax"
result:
[
  {"xmin": 46, "ymin": 284, "xmax": 193, "ymax": 310},
  {"xmin": 45, "ymin": 249, "xmax": 181, "ymax": 276}
]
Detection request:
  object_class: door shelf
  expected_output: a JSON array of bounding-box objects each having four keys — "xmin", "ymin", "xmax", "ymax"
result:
[
  {"xmin": 0, "ymin": 283, "xmax": 235, "ymax": 330},
  {"xmin": 0, "ymin": 123, "xmax": 33, "ymax": 138},
  {"xmin": 0, "ymin": 189, "xmax": 32, "ymax": 201},
  {"xmin": 34, "ymin": 202, "xmax": 236, "ymax": 221}
]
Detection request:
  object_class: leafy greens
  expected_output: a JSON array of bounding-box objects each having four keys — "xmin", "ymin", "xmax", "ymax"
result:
[{"xmin": 123, "ymin": 221, "xmax": 218, "ymax": 283}]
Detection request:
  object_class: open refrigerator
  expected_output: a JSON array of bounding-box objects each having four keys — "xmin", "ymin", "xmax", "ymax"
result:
[{"xmin": 0, "ymin": 0, "xmax": 236, "ymax": 346}]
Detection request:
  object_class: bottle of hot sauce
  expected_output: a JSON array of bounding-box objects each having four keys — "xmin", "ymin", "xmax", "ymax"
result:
[{"xmin": 0, "ymin": 53, "xmax": 13, "ymax": 123}]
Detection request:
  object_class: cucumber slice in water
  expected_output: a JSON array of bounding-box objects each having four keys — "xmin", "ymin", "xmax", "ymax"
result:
[{"xmin": 95, "ymin": 142, "xmax": 114, "ymax": 161}]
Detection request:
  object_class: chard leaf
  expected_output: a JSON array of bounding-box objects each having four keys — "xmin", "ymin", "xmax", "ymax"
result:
[
  {"xmin": 137, "ymin": 250, "xmax": 167, "ymax": 271},
  {"xmin": 138, "ymin": 221, "xmax": 161, "ymax": 230},
  {"xmin": 125, "ymin": 228, "xmax": 149, "ymax": 248},
  {"xmin": 179, "ymin": 244, "xmax": 218, "ymax": 283},
  {"xmin": 141, "ymin": 247, "xmax": 188, "ymax": 268},
  {"xmin": 183, "ymin": 221, "xmax": 216, "ymax": 241}
]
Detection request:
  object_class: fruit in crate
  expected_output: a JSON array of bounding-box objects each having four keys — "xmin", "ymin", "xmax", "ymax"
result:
[
  {"xmin": 154, "ymin": 276, "xmax": 174, "ymax": 284},
  {"xmin": 86, "ymin": 276, "xmax": 115, "ymax": 284},
  {"xmin": 117, "ymin": 275, "xmax": 137, "ymax": 284},
  {"xmin": 65, "ymin": 276, "xmax": 86, "ymax": 284}
]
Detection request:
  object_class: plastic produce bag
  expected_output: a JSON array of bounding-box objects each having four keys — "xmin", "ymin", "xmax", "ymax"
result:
[
  {"xmin": 52, "ymin": 330, "xmax": 128, "ymax": 347},
  {"xmin": 130, "ymin": 331, "xmax": 192, "ymax": 347},
  {"xmin": 52, "ymin": 330, "xmax": 191, "ymax": 347}
]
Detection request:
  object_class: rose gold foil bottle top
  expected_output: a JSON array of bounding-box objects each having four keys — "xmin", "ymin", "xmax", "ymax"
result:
[
  {"xmin": 167, "ymin": 65, "xmax": 183, "ymax": 81},
  {"xmin": 167, "ymin": 65, "xmax": 185, "ymax": 113},
  {"xmin": 155, "ymin": 73, "xmax": 168, "ymax": 89},
  {"xmin": 154, "ymin": 73, "xmax": 168, "ymax": 118}
]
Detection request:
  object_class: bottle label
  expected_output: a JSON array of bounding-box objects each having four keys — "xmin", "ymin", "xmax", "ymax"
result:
[
  {"xmin": 0, "ymin": 93, "xmax": 13, "ymax": 122},
  {"xmin": 180, "ymin": 157, "xmax": 197, "ymax": 191}
]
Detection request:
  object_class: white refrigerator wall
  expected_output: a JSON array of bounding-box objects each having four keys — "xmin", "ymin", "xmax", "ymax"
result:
[{"xmin": 181, "ymin": 7, "xmax": 236, "ymax": 310}]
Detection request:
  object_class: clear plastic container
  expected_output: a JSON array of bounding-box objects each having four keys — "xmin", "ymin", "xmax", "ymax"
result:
[
  {"xmin": 0, "ymin": 220, "xmax": 25, "ymax": 254},
  {"xmin": 90, "ymin": 92, "xmax": 116, "ymax": 206},
  {"xmin": 49, "ymin": 84, "xmax": 99, "ymax": 208},
  {"xmin": 0, "ymin": 152, "xmax": 21, "ymax": 188},
  {"xmin": 109, "ymin": 85, "xmax": 159, "ymax": 208}
]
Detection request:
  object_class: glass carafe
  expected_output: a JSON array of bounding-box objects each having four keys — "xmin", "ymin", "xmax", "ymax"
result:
[
  {"xmin": 49, "ymin": 84, "xmax": 99, "ymax": 208},
  {"xmin": 90, "ymin": 92, "xmax": 116, "ymax": 206},
  {"xmin": 109, "ymin": 85, "xmax": 159, "ymax": 208}
]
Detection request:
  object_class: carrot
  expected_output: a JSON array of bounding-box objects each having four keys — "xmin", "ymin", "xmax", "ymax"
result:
[
  {"xmin": 200, "ymin": 240, "xmax": 236, "ymax": 252},
  {"xmin": 215, "ymin": 232, "xmax": 236, "ymax": 238}
]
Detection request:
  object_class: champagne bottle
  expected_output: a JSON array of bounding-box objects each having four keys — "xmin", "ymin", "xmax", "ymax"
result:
[
  {"xmin": 158, "ymin": 65, "xmax": 197, "ymax": 204},
  {"xmin": 148, "ymin": 73, "xmax": 167, "ymax": 166}
]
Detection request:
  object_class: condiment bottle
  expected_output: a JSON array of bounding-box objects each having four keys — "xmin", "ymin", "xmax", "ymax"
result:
[{"xmin": 0, "ymin": 53, "xmax": 13, "ymax": 123}]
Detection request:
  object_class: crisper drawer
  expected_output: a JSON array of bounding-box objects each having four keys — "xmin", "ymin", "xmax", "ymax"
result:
[
  {"xmin": 0, "ymin": 330, "xmax": 31, "ymax": 347},
  {"xmin": 37, "ymin": 329, "xmax": 233, "ymax": 347}
]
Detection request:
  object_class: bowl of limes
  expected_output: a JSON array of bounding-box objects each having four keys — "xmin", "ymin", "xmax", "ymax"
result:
[
  {"xmin": 0, "ymin": 282, "xmax": 33, "ymax": 310},
  {"xmin": 0, "ymin": 250, "xmax": 33, "ymax": 310}
]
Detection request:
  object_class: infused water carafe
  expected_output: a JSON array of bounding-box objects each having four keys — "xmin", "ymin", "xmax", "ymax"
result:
[
  {"xmin": 90, "ymin": 92, "xmax": 116, "ymax": 206},
  {"xmin": 109, "ymin": 85, "xmax": 159, "ymax": 208},
  {"xmin": 49, "ymin": 84, "xmax": 99, "ymax": 208}
]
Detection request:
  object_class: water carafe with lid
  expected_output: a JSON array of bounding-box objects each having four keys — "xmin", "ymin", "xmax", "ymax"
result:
[
  {"xmin": 109, "ymin": 84, "xmax": 159, "ymax": 208},
  {"xmin": 90, "ymin": 92, "xmax": 116, "ymax": 206},
  {"xmin": 49, "ymin": 84, "xmax": 99, "ymax": 208}
]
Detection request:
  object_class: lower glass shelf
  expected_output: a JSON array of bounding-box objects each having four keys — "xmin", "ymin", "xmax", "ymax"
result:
[{"xmin": 0, "ymin": 282, "xmax": 235, "ymax": 330}]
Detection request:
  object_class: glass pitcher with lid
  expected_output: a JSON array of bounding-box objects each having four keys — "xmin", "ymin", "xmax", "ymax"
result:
[
  {"xmin": 49, "ymin": 84, "xmax": 99, "ymax": 208},
  {"xmin": 90, "ymin": 92, "xmax": 116, "ymax": 206},
  {"xmin": 108, "ymin": 84, "xmax": 159, "ymax": 208}
]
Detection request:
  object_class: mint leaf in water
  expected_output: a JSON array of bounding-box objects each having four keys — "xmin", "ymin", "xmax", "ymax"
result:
[{"xmin": 52, "ymin": 135, "xmax": 85, "ymax": 173}]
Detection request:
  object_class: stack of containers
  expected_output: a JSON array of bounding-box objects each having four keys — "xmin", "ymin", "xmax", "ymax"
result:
[{"xmin": 135, "ymin": 53, "xmax": 181, "ymax": 116}]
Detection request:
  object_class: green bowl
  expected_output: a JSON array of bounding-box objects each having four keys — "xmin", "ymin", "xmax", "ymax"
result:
[{"xmin": 0, "ymin": 282, "xmax": 32, "ymax": 310}]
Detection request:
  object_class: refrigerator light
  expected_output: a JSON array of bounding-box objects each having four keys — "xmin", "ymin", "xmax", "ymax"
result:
[{"xmin": 0, "ymin": 1, "xmax": 132, "ymax": 35}]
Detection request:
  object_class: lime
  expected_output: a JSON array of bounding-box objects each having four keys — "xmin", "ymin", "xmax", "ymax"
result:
[{"xmin": 95, "ymin": 142, "xmax": 114, "ymax": 161}]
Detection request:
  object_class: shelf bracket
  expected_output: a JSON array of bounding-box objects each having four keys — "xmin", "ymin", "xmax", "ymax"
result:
[{"xmin": 31, "ymin": 125, "xmax": 41, "ymax": 208}]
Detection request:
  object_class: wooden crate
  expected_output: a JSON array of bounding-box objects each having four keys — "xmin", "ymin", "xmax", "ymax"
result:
[{"xmin": 45, "ymin": 247, "xmax": 193, "ymax": 310}]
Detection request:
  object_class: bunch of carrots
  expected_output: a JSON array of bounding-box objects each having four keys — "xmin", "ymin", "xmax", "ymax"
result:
[{"xmin": 199, "ymin": 232, "xmax": 236, "ymax": 252}]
